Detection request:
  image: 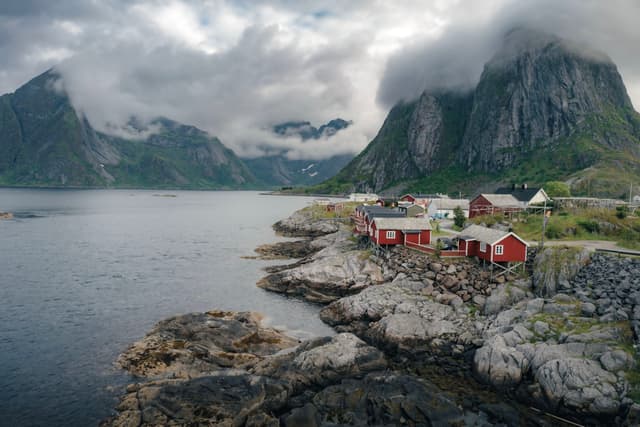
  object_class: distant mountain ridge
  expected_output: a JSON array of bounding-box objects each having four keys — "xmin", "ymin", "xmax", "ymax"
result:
[
  {"xmin": 243, "ymin": 118, "xmax": 355, "ymax": 186},
  {"xmin": 0, "ymin": 69, "xmax": 256, "ymax": 188},
  {"xmin": 317, "ymin": 29, "xmax": 640, "ymax": 197}
]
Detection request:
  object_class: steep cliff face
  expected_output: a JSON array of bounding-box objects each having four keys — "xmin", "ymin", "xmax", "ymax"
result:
[
  {"xmin": 0, "ymin": 70, "xmax": 256, "ymax": 188},
  {"xmin": 320, "ymin": 92, "xmax": 472, "ymax": 192},
  {"xmin": 459, "ymin": 29, "xmax": 635, "ymax": 172},
  {"xmin": 319, "ymin": 29, "xmax": 640, "ymax": 195}
]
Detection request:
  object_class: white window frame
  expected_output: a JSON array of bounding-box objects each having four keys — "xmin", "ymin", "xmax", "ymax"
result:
[
  {"xmin": 495, "ymin": 245, "xmax": 504, "ymax": 255},
  {"xmin": 386, "ymin": 230, "xmax": 396, "ymax": 239},
  {"xmin": 480, "ymin": 242, "xmax": 487, "ymax": 252}
]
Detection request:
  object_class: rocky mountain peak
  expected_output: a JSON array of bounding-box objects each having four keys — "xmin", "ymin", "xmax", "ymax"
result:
[{"xmin": 318, "ymin": 29, "xmax": 640, "ymax": 196}]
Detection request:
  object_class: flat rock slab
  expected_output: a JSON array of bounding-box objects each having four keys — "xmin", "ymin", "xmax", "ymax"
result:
[{"xmin": 117, "ymin": 310, "xmax": 299, "ymax": 378}]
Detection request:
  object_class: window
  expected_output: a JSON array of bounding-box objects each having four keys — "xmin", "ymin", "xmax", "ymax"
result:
[
  {"xmin": 495, "ymin": 245, "xmax": 504, "ymax": 255},
  {"xmin": 480, "ymin": 242, "xmax": 487, "ymax": 252},
  {"xmin": 386, "ymin": 230, "xmax": 396, "ymax": 239}
]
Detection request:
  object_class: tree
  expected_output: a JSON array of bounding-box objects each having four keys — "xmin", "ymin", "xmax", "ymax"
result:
[
  {"xmin": 453, "ymin": 206, "xmax": 466, "ymax": 229},
  {"xmin": 544, "ymin": 181, "xmax": 571, "ymax": 198}
]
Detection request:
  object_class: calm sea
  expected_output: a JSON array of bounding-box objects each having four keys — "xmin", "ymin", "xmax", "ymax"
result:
[{"xmin": 0, "ymin": 189, "xmax": 334, "ymax": 427}]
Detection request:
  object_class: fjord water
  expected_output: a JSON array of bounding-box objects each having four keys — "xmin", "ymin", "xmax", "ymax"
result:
[{"xmin": 0, "ymin": 189, "xmax": 334, "ymax": 427}]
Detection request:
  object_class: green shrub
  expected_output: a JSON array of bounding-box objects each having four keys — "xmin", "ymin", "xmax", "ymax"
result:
[
  {"xmin": 453, "ymin": 206, "xmax": 466, "ymax": 228},
  {"xmin": 545, "ymin": 222, "xmax": 563, "ymax": 239},
  {"xmin": 616, "ymin": 205, "xmax": 630, "ymax": 219},
  {"xmin": 577, "ymin": 219, "xmax": 600, "ymax": 233}
]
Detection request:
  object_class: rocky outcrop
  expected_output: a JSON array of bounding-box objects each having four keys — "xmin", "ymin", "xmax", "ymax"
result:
[
  {"xmin": 105, "ymin": 320, "xmax": 467, "ymax": 427},
  {"xmin": 251, "ymin": 231, "xmax": 339, "ymax": 260},
  {"xmin": 321, "ymin": 274, "xmax": 482, "ymax": 361},
  {"xmin": 0, "ymin": 211, "xmax": 12, "ymax": 220},
  {"xmin": 473, "ymin": 293, "xmax": 636, "ymax": 421},
  {"xmin": 272, "ymin": 209, "xmax": 340, "ymax": 237},
  {"xmin": 532, "ymin": 246, "xmax": 591, "ymax": 297},
  {"xmin": 257, "ymin": 234, "xmax": 384, "ymax": 303},
  {"xmin": 117, "ymin": 310, "xmax": 299, "ymax": 379}
]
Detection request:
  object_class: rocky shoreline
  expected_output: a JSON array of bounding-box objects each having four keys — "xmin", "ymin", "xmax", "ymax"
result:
[
  {"xmin": 0, "ymin": 211, "xmax": 13, "ymax": 220},
  {"xmin": 105, "ymin": 206, "xmax": 640, "ymax": 426}
]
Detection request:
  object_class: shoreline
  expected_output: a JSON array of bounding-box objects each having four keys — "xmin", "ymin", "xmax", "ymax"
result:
[{"xmin": 103, "ymin": 204, "xmax": 640, "ymax": 426}]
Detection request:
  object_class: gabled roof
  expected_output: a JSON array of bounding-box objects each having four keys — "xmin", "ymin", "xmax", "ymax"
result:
[
  {"xmin": 361, "ymin": 205, "xmax": 405, "ymax": 220},
  {"xmin": 477, "ymin": 194, "xmax": 523, "ymax": 208},
  {"xmin": 494, "ymin": 187, "xmax": 544, "ymax": 202},
  {"xmin": 459, "ymin": 224, "xmax": 528, "ymax": 246},
  {"xmin": 400, "ymin": 193, "xmax": 448, "ymax": 200},
  {"xmin": 373, "ymin": 217, "xmax": 432, "ymax": 231},
  {"xmin": 433, "ymin": 198, "xmax": 470, "ymax": 210}
]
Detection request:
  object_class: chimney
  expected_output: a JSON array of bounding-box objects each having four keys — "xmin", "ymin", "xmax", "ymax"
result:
[
  {"xmin": 512, "ymin": 183, "xmax": 516, "ymax": 190},
  {"xmin": 522, "ymin": 183, "xmax": 528, "ymax": 189}
]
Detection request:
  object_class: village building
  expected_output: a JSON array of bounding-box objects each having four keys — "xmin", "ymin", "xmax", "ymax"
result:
[
  {"xmin": 428, "ymin": 198, "xmax": 470, "ymax": 219},
  {"xmin": 469, "ymin": 194, "xmax": 524, "ymax": 218},
  {"xmin": 469, "ymin": 185, "xmax": 550, "ymax": 218},
  {"xmin": 370, "ymin": 217, "xmax": 432, "ymax": 247},
  {"xmin": 458, "ymin": 224, "xmax": 528, "ymax": 267},
  {"xmin": 375, "ymin": 197, "xmax": 398, "ymax": 207},
  {"xmin": 313, "ymin": 198, "xmax": 331, "ymax": 206},
  {"xmin": 399, "ymin": 193, "xmax": 448, "ymax": 208},
  {"xmin": 348, "ymin": 193, "xmax": 379, "ymax": 202},
  {"xmin": 398, "ymin": 203, "xmax": 426, "ymax": 217},
  {"xmin": 494, "ymin": 185, "xmax": 550, "ymax": 206},
  {"xmin": 353, "ymin": 205, "xmax": 405, "ymax": 235}
]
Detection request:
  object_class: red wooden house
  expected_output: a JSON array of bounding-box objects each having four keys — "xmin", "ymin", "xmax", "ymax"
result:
[
  {"xmin": 458, "ymin": 224, "xmax": 528, "ymax": 263},
  {"xmin": 468, "ymin": 194, "xmax": 524, "ymax": 218},
  {"xmin": 354, "ymin": 205, "xmax": 405, "ymax": 236},
  {"xmin": 370, "ymin": 217, "xmax": 432, "ymax": 246},
  {"xmin": 399, "ymin": 193, "xmax": 442, "ymax": 209}
]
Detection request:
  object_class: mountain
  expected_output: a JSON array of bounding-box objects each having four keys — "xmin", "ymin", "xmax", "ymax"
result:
[
  {"xmin": 318, "ymin": 29, "xmax": 640, "ymax": 197},
  {"xmin": 242, "ymin": 118, "xmax": 354, "ymax": 186},
  {"xmin": 0, "ymin": 70, "xmax": 256, "ymax": 188}
]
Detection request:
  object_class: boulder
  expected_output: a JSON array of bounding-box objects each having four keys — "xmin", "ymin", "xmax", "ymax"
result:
[
  {"xmin": 473, "ymin": 336, "xmax": 530, "ymax": 388},
  {"xmin": 533, "ymin": 247, "xmax": 590, "ymax": 297},
  {"xmin": 258, "ymin": 241, "xmax": 384, "ymax": 304},
  {"xmin": 535, "ymin": 358, "xmax": 623, "ymax": 415}
]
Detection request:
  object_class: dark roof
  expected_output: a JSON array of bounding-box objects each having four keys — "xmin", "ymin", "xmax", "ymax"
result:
[
  {"xmin": 402, "ymin": 193, "xmax": 446, "ymax": 199},
  {"xmin": 494, "ymin": 187, "xmax": 542, "ymax": 202},
  {"xmin": 362, "ymin": 206, "xmax": 405, "ymax": 220}
]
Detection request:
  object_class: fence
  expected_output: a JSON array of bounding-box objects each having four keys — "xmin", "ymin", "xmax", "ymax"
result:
[{"xmin": 405, "ymin": 241, "xmax": 466, "ymax": 257}]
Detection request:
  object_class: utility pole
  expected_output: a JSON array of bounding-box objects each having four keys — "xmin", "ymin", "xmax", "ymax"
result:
[
  {"xmin": 541, "ymin": 198, "xmax": 547, "ymax": 249},
  {"xmin": 630, "ymin": 183, "xmax": 633, "ymax": 205}
]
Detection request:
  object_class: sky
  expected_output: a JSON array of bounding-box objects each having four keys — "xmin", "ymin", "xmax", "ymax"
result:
[{"xmin": 1, "ymin": 0, "xmax": 639, "ymax": 160}]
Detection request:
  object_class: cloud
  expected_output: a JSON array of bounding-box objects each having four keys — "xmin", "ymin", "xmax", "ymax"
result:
[
  {"xmin": 1, "ymin": 0, "xmax": 639, "ymax": 161},
  {"xmin": 377, "ymin": 0, "xmax": 640, "ymax": 109}
]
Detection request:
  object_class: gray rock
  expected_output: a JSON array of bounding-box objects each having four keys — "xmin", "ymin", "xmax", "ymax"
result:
[
  {"xmin": 473, "ymin": 336, "xmax": 530, "ymax": 388},
  {"xmin": 483, "ymin": 283, "xmax": 528, "ymax": 315},
  {"xmin": 581, "ymin": 302, "xmax": 597, "ymax": 317},
  {"xmin": 600, "ymin": 350, "xmax": 635, "ymax": 372},
  {"xmin": 535, "ymin": 358, "xmax": 622, "ymax": 415},
  {"xmin": 532, "ymin": 247, "xmax": 590, "ymax": 297},
  {"xmin": 533, "ymin": 321, "xmax": 550, "ymax": 336}
]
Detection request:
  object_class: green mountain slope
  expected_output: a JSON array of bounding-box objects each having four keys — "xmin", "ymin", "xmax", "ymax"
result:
[
  {"xmin": 315, "ymin": 29, "xmax": 640, "ymax": 197},
  {"xmin": 0, "ymin": 70, "xmax": 256, "ymax": 189}
]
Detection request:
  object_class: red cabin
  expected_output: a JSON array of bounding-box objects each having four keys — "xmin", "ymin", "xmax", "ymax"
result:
[
  {"xmin": 469, "ymin": 194, "xmax": 524, "ymax": 218},
  {"xmin": 458, "ymin": 224, "xmax": 528, "ymax": 263},
  {"xmin": 370, "ymin": 217, "xmax": 432, "ymax": 246}
]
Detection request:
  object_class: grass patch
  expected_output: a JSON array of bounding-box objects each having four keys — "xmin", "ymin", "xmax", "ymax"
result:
[{"xmin": 469, "ymin": 208, "xmax": 640, "ymax": 249}]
